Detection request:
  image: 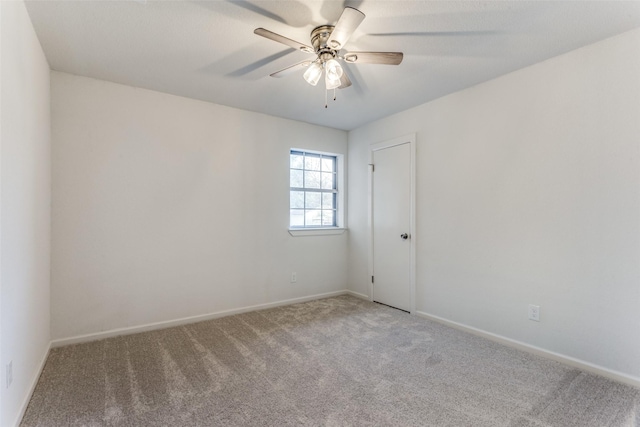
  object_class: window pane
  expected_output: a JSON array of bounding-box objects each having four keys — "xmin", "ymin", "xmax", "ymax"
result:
[
  {"xmin": 304, "ymin": 171, "xmax": 320, "ymax": 189},
  {"xmin": 321, "ymin": 157, "xmax": 334, "ymax": 172},
  {"xmin": 322, "ymin": 210, "xmax": 335, "ymax": 226},
  {"xmin": 322, "ymin": 193, "xmax": 334, "ymax": 209},
  {"xmin": 290, "ymin": 169, "xmax": 303, "ymax": 188},
  {"xmin": 305, "ymin": 192, "xmax": 321, "ymax": 209},
  {"xmin": 305, "ymin": 210, "xmax": 322, "ymax": 226},
  {"xmin": 290, "ymin": 209, "xmax": 304, "ymax": 227},
  {"xmin": 290, "ymin": 153, "xmax": 304, "ymax": 169},
  {"xmin": 321, "ymin": 172, "xmax": 334, "ymax": 190},
  {"xmin": 305, "ymin": 155, "xmax": 321, "ymax": 171},
  {"xmin": 290, "ymin": 150, "xmax": 339, "ymax": 229},
  {"xmin": 290, "ymin": 191, "xmax": 304, "ymax": 209}
]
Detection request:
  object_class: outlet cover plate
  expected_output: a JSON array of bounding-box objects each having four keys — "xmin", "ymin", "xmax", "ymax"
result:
[{"xmin": 528, "ymin": 304, "xmax": 540, "ymax": 322}]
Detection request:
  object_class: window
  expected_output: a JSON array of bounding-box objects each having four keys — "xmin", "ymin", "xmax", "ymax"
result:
[{"xmin": 290, "ymin": 150, "xmax": 338, "ymax": 228}]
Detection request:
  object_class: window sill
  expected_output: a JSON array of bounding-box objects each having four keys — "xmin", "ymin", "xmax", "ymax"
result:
[{"xmin": 288, "ymin": 228, "xmax": 347, "ymax": 237}]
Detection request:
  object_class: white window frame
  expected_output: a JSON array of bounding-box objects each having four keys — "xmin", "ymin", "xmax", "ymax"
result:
[{"xmin": 289, "ymin": 148, "xmax": 346, "ymax": 236}]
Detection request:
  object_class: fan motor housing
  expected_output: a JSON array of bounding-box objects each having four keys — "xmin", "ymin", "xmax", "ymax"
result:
[{"xmin": 310, "ymin": 25, "xmax": 336, "ymax": 54}]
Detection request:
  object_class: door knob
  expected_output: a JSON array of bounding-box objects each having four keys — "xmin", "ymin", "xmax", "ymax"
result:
[{"xmin": 400, "ymin": 233, "xmax": 409, "ymax": 240}]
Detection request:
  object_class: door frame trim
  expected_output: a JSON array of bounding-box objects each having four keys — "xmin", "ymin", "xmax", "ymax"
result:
[{"xmin": 368, "ymin": 133, "xmax": 416, "ymax": 314}]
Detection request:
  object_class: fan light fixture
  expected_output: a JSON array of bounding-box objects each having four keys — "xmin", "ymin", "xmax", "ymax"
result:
[
  {"xmin": 325, "ymin": 74, "xmax": 341, "ymax": 90},
  {"xmin": 254, "ymin": 6, "xmax": 404, "ymax": 107},
  {"xmin": 325, "ymin": 59, "xmax": 343, "ymax": 84},
  {"xmin": 303, "ymin": 59, "xmax": 343, "ymax": 90},
  {"xmin": 303, "ymin": 62, "xmax": 323, "ymax": 86}
]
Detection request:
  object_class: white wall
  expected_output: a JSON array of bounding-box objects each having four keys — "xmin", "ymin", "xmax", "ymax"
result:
[
  {"xmin": 0, "ymin": 1, "xmax": 51, "ymax": 425},
  {"xmin": 51, "ymin": 72, "xmax": 348, "ymax": 340},
  {"xmin": 348, "ymin": 29, "xmax": 640, "ymax": 381}
]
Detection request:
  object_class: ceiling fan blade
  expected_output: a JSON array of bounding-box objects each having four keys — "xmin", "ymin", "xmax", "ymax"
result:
[
  {"xmin": 231, "ymin": 2, "xmax": 288, "ymax": 25},
  {"xmin": 269, "ymin": 60, "xmax": 313, "ymax": 78},
  {"xmin": 228, "ymin": 49, "xmax": 294, "ymax": 78},
  {"xmin": 367, "ymin": 31, "xmax": 499, "ymax": 37},
  {"xmin": 254, "ymin": 28, "xmax": 315, "ymax": 54},
  {"xmin": 342, "ymin": 51, "xmax": 403, "ymax": 65},
  {"xmin": 338, "ymin": 69, "xmax": 352, "ymax": 89},
  {"xmin": 328, "ymin": 7, "xmax": 365, "ymax": 50}
]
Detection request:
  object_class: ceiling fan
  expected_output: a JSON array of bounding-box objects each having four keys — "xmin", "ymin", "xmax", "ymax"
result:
[{"xmin": 254, "ymin": 7, "xmax": 403, "ymax": 107}]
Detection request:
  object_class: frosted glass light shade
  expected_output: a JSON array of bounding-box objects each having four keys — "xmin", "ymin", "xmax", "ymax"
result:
[
  {"xmin": 325, "ymin": 59, "xmax": 343, "ymax": 82},
  {"xmin": 303, "ymin": 62, "xmax": 323, "ymax": 86},
  {"xmin": 325, "ymin": 72, "xmax": 341, "ymax": 90}
]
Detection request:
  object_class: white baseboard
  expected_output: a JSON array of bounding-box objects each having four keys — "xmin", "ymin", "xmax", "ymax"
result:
[
  {"xmin": 415, "ymin": 311, "xmax": 640, "ymax": 389},
  {"xmin": 13, "ymin": 342, "xmax": 51, "ymax": 427},
  {"xmin": 51, "ymin": 290, "xmax": 350, "ymax": 348},
  {"xmin": 345, "ymin": 290, "xmax": 370, "ymax": 301}
]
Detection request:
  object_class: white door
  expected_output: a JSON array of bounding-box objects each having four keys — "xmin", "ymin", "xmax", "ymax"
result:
[{"xmin": 371, "ymin": 140, "xmax": 413, "ymax": 312}]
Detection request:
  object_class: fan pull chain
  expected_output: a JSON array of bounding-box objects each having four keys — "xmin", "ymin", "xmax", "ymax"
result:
[
  {"xmin": 333, "ymin": 88, "xmax": 336, "ymax": 101},
  {"xmin": 325, "ymin": 89, "xmax": 328, "ymax": 109}
]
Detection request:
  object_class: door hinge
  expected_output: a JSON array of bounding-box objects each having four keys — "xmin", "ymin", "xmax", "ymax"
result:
[
  {"xmin": 369, "ymin": 163, "xmax": 375, "ymax": 172},
  {"xmin": 372, "ymin": 275, "xmax": 374, "ymax": 283}
]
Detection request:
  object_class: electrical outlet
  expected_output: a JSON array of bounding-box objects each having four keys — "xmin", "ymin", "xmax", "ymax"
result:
[
  {"xmin": 290, "ymin": 272, "xmax": 297, "ymax": 283},
  {"xmin": 528, "ymin": 304, "xmax": 540, "ymax": 322},
  {"xmin": 6, "ymin": 361, "xmax": 13, "ymax": 389}
]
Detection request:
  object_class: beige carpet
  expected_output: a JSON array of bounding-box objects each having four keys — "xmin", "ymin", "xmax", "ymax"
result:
[{"xmin": 22, "ymin": 295, "xmax": 639, "ymax": 426}]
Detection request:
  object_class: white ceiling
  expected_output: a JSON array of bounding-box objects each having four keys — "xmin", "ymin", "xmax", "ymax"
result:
[{"xmin": 25, "ymin": 1, "xmax": 640, "ymax": 130}]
